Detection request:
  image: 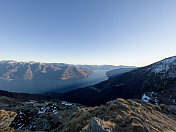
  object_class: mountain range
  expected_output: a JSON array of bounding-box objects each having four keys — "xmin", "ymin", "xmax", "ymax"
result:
[
  {"xmin": 75, "ymin": 64, "xmax": 136, "ymax": 71},
  {"xmin": 0, "ymin": 60, "xmax": 92, "ymax": 81},
  {"xmin": 56, "ymin": 56, "xmax": 176, "ymax": 106},
  {"xmin": 0, "ymin": 56, "xmax": 176, "ymax": 131},
  {"xmin": 1, "ymin": 56, "xmax": 176, "ymax": 107}
]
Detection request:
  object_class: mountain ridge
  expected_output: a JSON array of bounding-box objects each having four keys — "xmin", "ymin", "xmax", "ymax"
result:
[
  {"xmin": 1, "ymin": 56, "xmax": 176, "ymax": 107},
  {"xmin": 56, "ymin": 56, "xmax": 176, "ymax": 106},
  {"xmin": 75, "ymin": 64, "xmax": 136, "ymax": 71},
  {"xmin": 0, "ymin": 60, "xmax": 92, "ymax": 81}
]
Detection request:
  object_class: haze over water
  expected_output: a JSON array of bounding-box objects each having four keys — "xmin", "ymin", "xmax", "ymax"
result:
[{"xmin": 0, "ymin": 70, "xmax": 108, "ymax": 94}]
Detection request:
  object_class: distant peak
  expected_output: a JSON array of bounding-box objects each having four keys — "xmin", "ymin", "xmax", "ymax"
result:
[
  {"xmin": 148, "ymin": 56, "xmax": 176, "ymax": 75},
  {"xmin": 161, "ymin": 56, "xmax": 176, "ymax": 63},
  {"xmin": 0, "ymin": 60, "xmax": 17, "ymax": 64}
]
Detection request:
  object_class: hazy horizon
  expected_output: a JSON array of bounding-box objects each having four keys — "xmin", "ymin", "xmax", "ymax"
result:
[
  {"xmin": 0, "ymin": 0, "xmax": 176, "ymax": 66},
  {"xmin": 0, "ymin": 56, "xmax": 174, "ymax": 67},
  {"xmin": 0, "ymin": 59, "xmax": 136, "ymax": 67}
]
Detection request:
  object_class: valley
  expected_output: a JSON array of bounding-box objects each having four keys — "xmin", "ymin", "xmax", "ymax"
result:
[
  {"xmin": 0, "ymin": 61, "xmax": 134, "ymax": 94},
  {"xmin": 1, "ymin": 1, "xmax": 175, "ymax": 131},
  {"xmin": 0, "ymin": 56, "xmax": 176, "ymax": 132},
  {"xmin": 0, "ymin": 70, "xmax": 108, "ymax": 94}
]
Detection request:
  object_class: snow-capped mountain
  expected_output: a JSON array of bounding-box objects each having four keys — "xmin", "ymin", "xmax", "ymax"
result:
[{"xmin": 146, "ymin": 56, "xmax": 176, "ymax": 78}]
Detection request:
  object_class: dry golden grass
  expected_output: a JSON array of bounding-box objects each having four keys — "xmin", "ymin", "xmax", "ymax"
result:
[
  {"xmin": 0, "ymin": 110, "xmax": 9, "ymax": 118},
  {"xmin": 129, "ymin": 122, "xmax": 144, "ymax": 132},
  {"xmin": 53, "ymin": 98, "xmax": 176, "ymax": 132},
  {"xmin": 104, "ymin": 121, "xmax": 116, "ymax": 129},
  {"xmin": 0, "ymin": 110, "xmax": 16, "ymax": 132},
  {"xmin": 0, "ymin": 110, "xmax": 15, "ymax": 118},
  {"xmin": 52, "ymin": 111, "xmax": 92, "ymax": 132}
]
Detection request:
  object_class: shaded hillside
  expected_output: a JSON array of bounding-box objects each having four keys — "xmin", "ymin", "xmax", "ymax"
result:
[
  {"xmin": 0, "ymin": 90, "xmax": 55, "ymax": 101},
  {"xmin": 57, "ymin": 56, "xmax": 176, "ymax": 106},
  {"xmin": 106, "ymin": 67, "xmax": 137, "ymax": 77},
  {"xmin": 0, "ymin": 60, "xmax": 92, "ymax": 80}
]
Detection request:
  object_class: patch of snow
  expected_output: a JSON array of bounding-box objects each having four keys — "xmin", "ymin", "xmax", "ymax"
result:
[
  {"xmin": 26, "ymin": 100, "xmax": 36, "ymax": 105},
  {"xmin": 59, "ymin": 115, "xmax": 62, "ymax": 119},
  {"xmin": 38, "ymin": 103, "xmax": 58, "ymax": 114},
  {"xmin": 142, "ymin": 94, "xmax": 151, "ymax": 103},
  {"xmin": 53, "ymin": 109, "xmax": 58, "ymax": 114},
  {"xmin": 18, "ymin": 124, "xmax": 24, "ymax": 129},
  {"xmin": 154, "ymin": 98, "xmax": 158, "ymax": 105},
  {"xmin": 38, "ymin": 107, "xmax": 46, "ymax": 114},
  {"xmin": 19, "ymin": 110, "xmax": 23, "ymax": 115},
  {"xmin": 116, "ymin": 84, "xmax": 124, "ymax": 87},
  {"xmin": 45, "ymin": 102, "xmax": 49, "ymax": 105},
  {"xmin": 152, "ymin": 56, "xmax": 176, "ymax": 75},
  {"xmin": 62, "ymin": 101, "xmax": 73, "ymax": 106},
  {"xmin": 142, "ymin": 92, "xmax": 158, "ymax": 104}
]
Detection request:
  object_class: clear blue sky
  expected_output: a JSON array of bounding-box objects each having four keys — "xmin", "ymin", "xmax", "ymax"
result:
[{"xmin": 0, "ymin": 0, "xmax": 176, "ymax": 66}]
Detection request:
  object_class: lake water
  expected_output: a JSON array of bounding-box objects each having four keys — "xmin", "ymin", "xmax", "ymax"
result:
[{"xmin": 0, "ymin": 70, "xmax": 108, "ymax": 94}]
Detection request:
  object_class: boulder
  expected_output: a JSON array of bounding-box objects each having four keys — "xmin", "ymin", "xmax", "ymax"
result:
[{"xmin": 86, "ymin": 117, "xmax": 111, "ymax": 132}]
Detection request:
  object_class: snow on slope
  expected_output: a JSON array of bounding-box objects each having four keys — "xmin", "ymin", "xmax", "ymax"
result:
[{"xmin": 150, "ymin": 56, "xmax": 176, "ymax": 77}]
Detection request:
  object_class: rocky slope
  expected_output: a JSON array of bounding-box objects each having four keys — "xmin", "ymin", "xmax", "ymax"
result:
[
  {"xmin": 0, "ymin": 96, "xmax": 176, "ymax": 132},
  {"xmin": 58, "ymin": 98, "xmax": 176, "ymax": 132},
  {"xmin": 0, "ymin": 96, "xmax": 84, "ymax": 131},
  {"xmin": 57, "ymin": 56, "xmax": 176, "ymax": 106},
  {"xmin": 0, "ymin": 60, "xmax": 92, "ymax": 80}
]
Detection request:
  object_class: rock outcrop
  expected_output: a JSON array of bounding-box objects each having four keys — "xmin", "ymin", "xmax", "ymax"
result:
[{"xmin": 86, "ymin": 117, "xmax": 111, "ymax": 132}]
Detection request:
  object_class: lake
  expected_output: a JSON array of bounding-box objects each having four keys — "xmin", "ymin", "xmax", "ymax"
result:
[{"xmin": 0, "ymin": 70, "xmax": 108, "ymax": 94}]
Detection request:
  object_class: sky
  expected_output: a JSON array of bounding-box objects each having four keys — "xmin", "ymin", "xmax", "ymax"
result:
[{"xmin": 0, "ymin": 0, "xmax": 176, "ymax": 66}]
